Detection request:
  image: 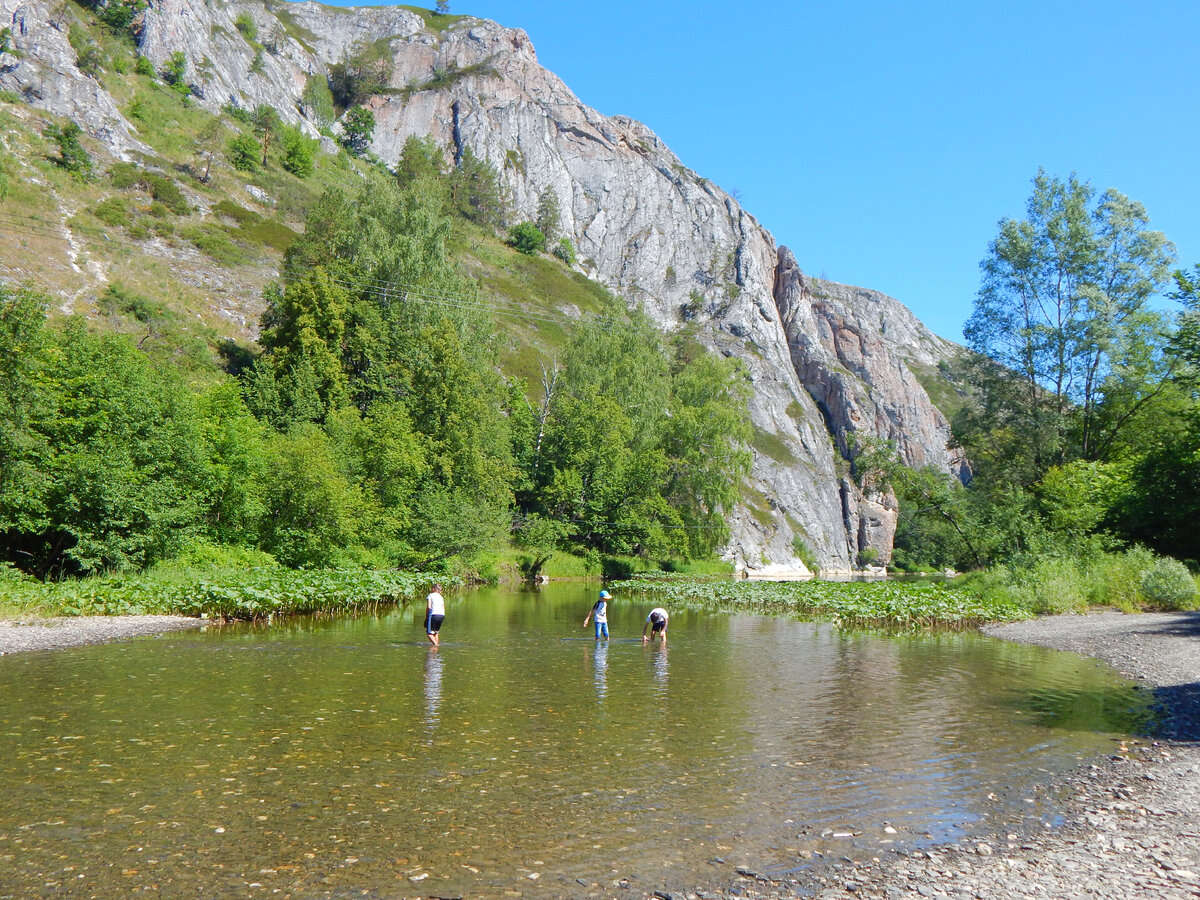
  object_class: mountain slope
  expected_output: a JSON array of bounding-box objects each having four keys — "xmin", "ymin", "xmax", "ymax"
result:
[{"xmin": 0, "ymin": 0, "xmax": 965, "ymax": 573}]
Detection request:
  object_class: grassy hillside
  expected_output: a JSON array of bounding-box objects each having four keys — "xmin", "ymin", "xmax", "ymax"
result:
[{"xmin": 0, "ymin": 2, "xmax": 615, "ymax": 392}]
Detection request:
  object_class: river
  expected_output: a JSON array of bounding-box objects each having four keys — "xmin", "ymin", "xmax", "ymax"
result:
[{"xmin": 0, "ymin": 582, "xmax": 1151, "ymax": 898}]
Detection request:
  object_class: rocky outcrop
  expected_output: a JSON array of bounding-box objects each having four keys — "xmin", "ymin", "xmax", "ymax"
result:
[
  {"xmin": 0, "ymin": 0, "xmax": 965, "ymax": 573},
  {"xmin": 0, "ymin": 0, "xmax": 146, "ymax": 155}
]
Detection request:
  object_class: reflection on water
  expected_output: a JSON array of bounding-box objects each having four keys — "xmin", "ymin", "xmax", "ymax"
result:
[
  {"xmin": 0, "ymin": 583, "xmax": 1152, "ymax": 899},
  {"xmin": 423, "ymin": 647, "xmax": 444, "ymax": 734},
  {"xmin": 592, "ymin": 639, "xmax": 608, "ymax": 702}
]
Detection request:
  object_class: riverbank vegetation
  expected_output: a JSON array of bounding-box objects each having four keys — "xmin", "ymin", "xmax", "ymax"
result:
[
  {"xmin": 0, "ymin": 544, "xmax": 446, "ymax": 619},
  {"xmin": 855, "ymin": 170, "xmax": 1200, "ymax": 612}
]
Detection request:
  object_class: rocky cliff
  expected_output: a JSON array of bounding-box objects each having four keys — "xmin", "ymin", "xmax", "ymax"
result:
[{"xmin": 0, "ymin": 0, "xmax": 964, "ymax": 574}]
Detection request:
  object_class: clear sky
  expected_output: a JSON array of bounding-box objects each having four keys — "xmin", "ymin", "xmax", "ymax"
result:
[{"xmin": 360, "ymin": 1, "xmax": 1200, "ymax": 342}]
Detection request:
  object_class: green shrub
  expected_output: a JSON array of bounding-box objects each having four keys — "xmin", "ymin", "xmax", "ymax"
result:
[
  {"xmin": 1141, "ymin": 557, "xmax": 1198, "ymax": 610},
  {"xmin": 227, "ymin": 132, "xmax": 260, "ymax": 171},
  {"xmin": 223, "ymin": 102, "xmax": 253, "ymax": 125},
  {"xmin": 1086, "ymin": 546, "xmax": 1154, "ymax": 612},
  {"xmin": 234, "ymin": 12, "xmax": 258, "ymax": 42},
  {"xmin": 552, "ymin": 236, "xmax": 575, "ymax": 265},
  {"xmin": 181, "ymin": 224, "xmax": 252, "ymax": 266},
  {"xmin": 280, "ymin": 125, "xmax": 318, "ymax": 177},
  {"xmin": 44, "ymin": 121, "xmax": 94, "ymax": 179},
  {"xmin": 134, "ymin": 55, "xmax": 155, "ymax": 77},
  {"xmin": 144, "ymin": 173, "xmax": 191, "ymax": 214},
  {"xmin": 508, "ymin": 221, "xmax": 546, "ymax": 255},
  {"xmin": 109, "ymin": 161, "xmax": 142, "ymax": 188},
  {"xmin": 92, "ymin": 196, "xmax": 132, "ymax": 227},
  {"xmin": 792, "ymin": 535, "xmax": 819, "ymax": 573}
]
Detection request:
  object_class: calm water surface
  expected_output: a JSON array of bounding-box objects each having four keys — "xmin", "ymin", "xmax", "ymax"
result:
[{"xmin": 0, "ymin": 584, "xmax": 1151, "ymax": 898}]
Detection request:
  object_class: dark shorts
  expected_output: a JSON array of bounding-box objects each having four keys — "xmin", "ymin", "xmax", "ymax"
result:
[
  {"xmin": 649, "ymin": 613, "xmax": 666, "ymax": 633},
  {"xmin": 426, "ymin": 613, "xmax": 445, "ymax": 634}
]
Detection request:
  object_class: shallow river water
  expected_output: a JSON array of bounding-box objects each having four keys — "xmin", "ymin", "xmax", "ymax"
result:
[{"xmin": 0, "ymin": 584, "xmax": 1152, "ymax": 898}]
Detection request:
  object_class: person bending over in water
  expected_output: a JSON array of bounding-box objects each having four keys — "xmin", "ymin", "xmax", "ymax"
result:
[
  {"xmin": 425, "ymin": 583, "xmax": 445, "ymax": 647},
  {"xmin": 642, "ymin": 606, "xmax": 668, "ymax": 644},
  {"xmin": 584, "ymin": 589, "xmax": 612, "ymax": 640}
]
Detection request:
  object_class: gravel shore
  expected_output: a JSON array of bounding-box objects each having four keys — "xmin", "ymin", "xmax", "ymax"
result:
[{"xmin": 0, "ymin": 614, "xmax": 205, "ymax": 654}]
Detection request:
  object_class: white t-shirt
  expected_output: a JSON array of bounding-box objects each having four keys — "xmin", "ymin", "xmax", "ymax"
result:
[
  {"xmin": 647, "ymin": 607, "xmax": 668, "ymax": 624},
  {"xmin": 592, "ymin": 599, "xmax": 608, "ymax": 623},
  {"xmin": 426, "ymin": 591, "xmax": 445, "ymax": 616}
]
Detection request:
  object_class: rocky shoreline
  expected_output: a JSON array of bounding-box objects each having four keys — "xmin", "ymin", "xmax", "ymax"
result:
[{"xmin": 0, "ymin": 614, "xmax": 206, "ymax": 654}]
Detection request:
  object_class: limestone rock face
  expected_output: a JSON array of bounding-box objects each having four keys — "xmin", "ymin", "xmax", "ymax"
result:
[
  {"xmin": 1, "ymin": 0, "xmax": 965, "ymax": 573},
  {"xmin": 0, "ymin": 0, "xmax": 146, "ymax": 155}
]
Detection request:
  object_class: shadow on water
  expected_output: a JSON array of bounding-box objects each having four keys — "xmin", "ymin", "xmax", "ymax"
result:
[{"xmin": 1003, "ymin": 685, "xmax": 1159, "ymax": 737}]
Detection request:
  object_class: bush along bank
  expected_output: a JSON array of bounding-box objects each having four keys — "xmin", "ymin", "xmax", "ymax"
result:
[
  {"xmin": 0, "ymin": 566, "xmax": 450, "ymax": 621},
  {"xmin": 611, "ymin": 574, "xmax": 1030, "ymax": 631}
]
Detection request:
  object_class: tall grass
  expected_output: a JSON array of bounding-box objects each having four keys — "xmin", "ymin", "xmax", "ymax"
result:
[{"xmin": 958, "ymin": 547, "xmax": 1198, "ymax": 615}]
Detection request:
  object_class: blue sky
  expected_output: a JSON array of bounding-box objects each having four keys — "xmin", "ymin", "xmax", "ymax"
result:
[{"xmin": 374, "ymin": 1, "xmax": 1199, "ymax": 342}]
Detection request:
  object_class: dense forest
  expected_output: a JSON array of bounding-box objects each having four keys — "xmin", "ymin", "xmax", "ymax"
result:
[{"xmin": 0, "ymin": 134, "xmax": 752, "ymax": 583}]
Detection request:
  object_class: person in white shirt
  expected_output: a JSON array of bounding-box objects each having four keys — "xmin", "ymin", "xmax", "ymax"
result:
[
  {"xmin": 583, "ymin": 589, "xmax": 611, "ymax": 640},
  {"xmin": 642, "ymin": 607, "xmax": 668, "ymax": 644},
  {"xmin": 425, "ymin": 583, "xmax": 446, "ymax": 647}
]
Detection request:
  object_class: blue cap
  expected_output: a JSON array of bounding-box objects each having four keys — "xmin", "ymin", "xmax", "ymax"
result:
[{"xmin": 599, "ymin": 590, "xmax": 612, "ymax": 599}]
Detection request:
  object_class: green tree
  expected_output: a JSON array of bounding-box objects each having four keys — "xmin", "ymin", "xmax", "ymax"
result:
[
  {"xmin": 535, "ymin": 186, "xmax": 561, "ymax": 241},
  {"xmin": 340, "ymin": 105, "xmax": 374, "ymax": 157},
  {"xmin": 658, "ymin": 341, "xmax": 752, "ymax": 557},
  {"xmin": 961, "ymin": 170, "xmax": 1175, "ymax": 484},
  {"xmin": 98, "ymin": 0, "xmax": 146, "ymax": 33},
  {"xmin": 395, "ymin": 133, "xmax": 447, "ymax": 190},
  {"xmin": 328, "ymin": 39, "xmax": 393, "ymax": 108},
  {"xmin": 162, "ymin": 51, "xmax": 190, "ymax": 99},
  {"xmin": 251, "ymin": 104, "xmax": 281, "ymax": 166},
  {"xmin": 256, "ymin": 269, "xmax": 351, "ymax": 424},
  {"xmin": 258, "ymin": 423, "xmax": 376, "ymax": 567},
  {"xmin": 449, "ymin": 145, "xmax": 507, "ymax": 228},
  {"xmin": 227, "ymin": 132, "xmax": 260, "ymax": 172},
  {"xmin": 526, "ymin": 309, "xmax": 749, "ymax": 560},
  {"xmin": 0, "ymin": 310, "xmax": 208, "ymax": 576},
  {"xmin": 260, "ymin": 179, "xmax": 517, "ymax": 555},
  {"xmin": 279, "ymin": 124, "xmax": 318, "ymax": 177},
  {"xmin": 300, "ymin": 74, "xmax": 336, "ymax": 129}
]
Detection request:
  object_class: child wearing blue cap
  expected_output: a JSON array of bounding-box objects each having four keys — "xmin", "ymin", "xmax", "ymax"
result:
[{"xmin": 583, "ymin": 590, "xmax": 611, "ymax": 640}]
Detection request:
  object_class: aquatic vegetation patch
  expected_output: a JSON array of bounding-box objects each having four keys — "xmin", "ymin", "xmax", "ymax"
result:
[
  {"xmin": 611, "ymin": 575, "xmax": 1031, "ymax": 631},
  {"xmin": 0, "ymin": 568, "xmax": 447, "ymax": 620}
]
